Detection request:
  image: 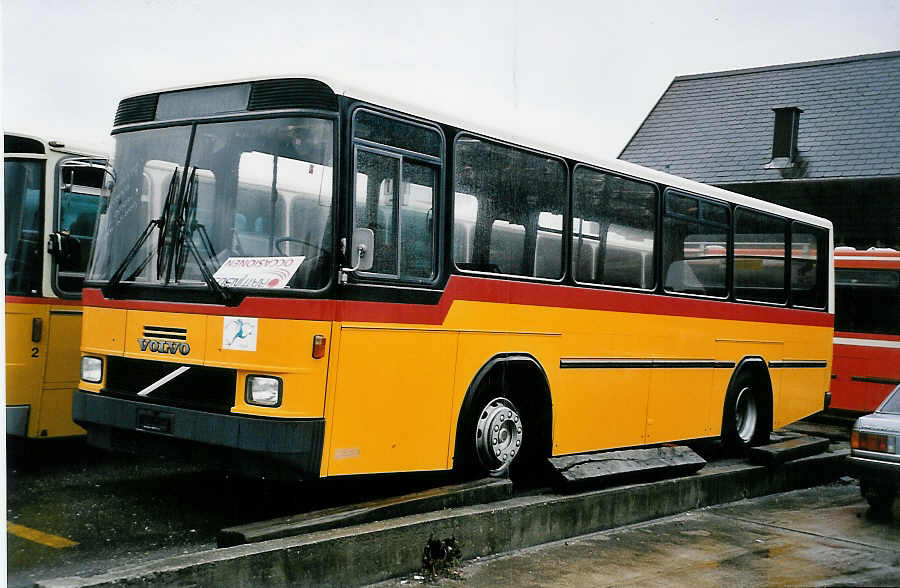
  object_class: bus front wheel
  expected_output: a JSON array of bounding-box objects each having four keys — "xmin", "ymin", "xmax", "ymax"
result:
[{"xmin": 471, "ymin": 396, "xmax": 524, "ymax": 477}]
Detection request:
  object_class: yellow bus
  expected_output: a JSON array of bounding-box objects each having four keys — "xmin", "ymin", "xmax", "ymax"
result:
[
  {"xmin": 73, "ymin": 78, "xmax": 833, "ymax": 479},
  {"xmin": 5, "ymin": 132, "xmax": 105, "ymax": 439}
]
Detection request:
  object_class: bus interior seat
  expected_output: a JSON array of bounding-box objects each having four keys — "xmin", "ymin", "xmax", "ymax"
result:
[
  {"xmin": 235, "ymin": 213, "xmax": 248, "ymax": 232},
  {"xmin": 574, "ymin": 238, "xmax": 600, "ymax": 281},
  {"xmin": 534, "ymin": 230, "xmax": 562, "ymax": 278},
  {"xmin": 489, "ymin": 222, "xmax": 525, "ymax": 275},
  {"xmin": 453, "ymin": 220, "xmax": 474, "ymax": 264},
  {"xmin": 665, "ymin": 259, "xmax": 705, "ymax": 294}
]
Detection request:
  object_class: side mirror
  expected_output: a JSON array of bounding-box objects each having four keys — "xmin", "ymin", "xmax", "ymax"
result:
[
  {"xmin": 47, "ymin": 232, "xmax": 80, "ymax": 269},
  {"xmin": 350, "ymin": 227, "xmax": 374, "ymax": 272}
]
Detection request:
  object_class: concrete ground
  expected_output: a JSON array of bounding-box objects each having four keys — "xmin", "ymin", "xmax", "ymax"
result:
[
  {"xmin": 381, "ymin": 482, "xmax": 900, "ymax": 587},
  {"xmin": 5, "ymin": 438, "xmax": 457, "ymax": 588}
]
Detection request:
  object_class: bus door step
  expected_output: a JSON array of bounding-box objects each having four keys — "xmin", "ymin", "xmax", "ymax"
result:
[
  {"xmin": 547, "ymin": 446, "xmax": 707, "ymax": 492},
  {"xmin": 748, "ymin": 435, "xmax": 830, "ymax": 466}
]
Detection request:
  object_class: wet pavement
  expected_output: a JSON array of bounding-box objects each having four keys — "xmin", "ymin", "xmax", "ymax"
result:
[
  {"xmin": 4, "ymin": 414, "xmax": 871, "ymax": 586},
  {"xmin": 380, "ymin": 482, "xmax": 899, "ymax": 587},
  {"xmin": 5, "ymin": 438, "xmax": 455, "ymax": 587}
]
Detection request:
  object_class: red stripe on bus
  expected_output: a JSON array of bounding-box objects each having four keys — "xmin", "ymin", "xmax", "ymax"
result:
[
  {"xmin": 5, "ymin": 295, "xmax": 83, "ymax": 306},
  {"xmin": 835, "ymin": 259, "xmax": 900, "ymax": 269},
  {"xmin": 82, "ymin": 277, "xmax": 833, "ymax": 327}
]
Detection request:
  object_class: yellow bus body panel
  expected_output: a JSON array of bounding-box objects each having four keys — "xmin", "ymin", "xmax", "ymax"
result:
[
  {"xmin": 6, "ymin": 302, "xmax": 49, "ymax": 409},
  {"xmin": 81, "ymin": 306, "xmax": 127, "ymax": 356},
  {"xmin": 44, "ymin": 310, "xmax": 83, "ymax": 384},
  {"xmin": 6, "ymin": 301, "xmax": 86, "ymax": 438},
  {"xmin": 80, "ymin": 290, "xmax": 831, "ymax": 476},
  {"xmin": 207, "ymin": 315, "xmax": 332, "ymax": 418},
  {"xmin": 83, "ymin": 308, "xmax": 331, "ymax": 419},
  {"xmin": 6, "ymin": 301, "xmax": 50, "ymax": 437},
  {"xmin": 327, "ymin": 325, "xmax": 457, "ymax": 475}
]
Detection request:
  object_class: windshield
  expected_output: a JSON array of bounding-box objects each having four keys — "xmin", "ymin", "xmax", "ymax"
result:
[
  {"xmin": 879, "ymin": 385, "xmax": 900, "ymax": 414},
  {"xmin": 4, "ymin": 159, "xmax": 44, "ymax": 296},
  {"xmin": 88, "ymin": 116, "xmax": 335, "ymax": 292}
]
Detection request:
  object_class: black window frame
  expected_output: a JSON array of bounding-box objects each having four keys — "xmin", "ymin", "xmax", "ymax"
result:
[
  {"xmin": 733, "ymin": 206, "xmax": 789, "ymax": 307},
  {"xmin": 789, "ymin": 220, "xmax": 829, "ymax": 310},
  {"xmin": 51, "ymin": 157, "xmax": 106, "ymax": 299},
  {"xmin": 661, "ymin": 187, "xmax": 732, "ymax": 300},
  {"xmin": 451, "ymin": 132, "xmax": 569, "ymax": 283},
  {"xmin": 349, "ymin": 106, "xmax": 445, "ymax": 286},
  {"xmin": 4, "ymin": 156, "xmax": 46, "ymax": 298},
  {"xmin": 93, "ymin": 109, "xmax": 343, "ymax": 301},
  {"xmin": 571, "ymin": 163, "xmax": 659, "ymax": 293}
]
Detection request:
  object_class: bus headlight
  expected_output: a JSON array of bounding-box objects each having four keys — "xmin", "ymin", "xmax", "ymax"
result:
[
  {"xmin": 81, "ymin": 357, "xmax": 103, "ymax": 383},
  {"xmin": 246, "ymin": 375, "xmax": 282, "ymax": 407}
]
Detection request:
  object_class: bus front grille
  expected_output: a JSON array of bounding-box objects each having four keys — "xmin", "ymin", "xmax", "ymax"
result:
[{"xmin": 103, "ymin": 357, "xmax": 236, "ymax": 413}]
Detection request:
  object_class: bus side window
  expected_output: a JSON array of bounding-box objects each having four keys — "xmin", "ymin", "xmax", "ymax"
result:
[
  {"xmin": 351, "ymin": 109, "xmax": 442, "ymax": 282},
  {"xmin": 4, "ymin": 160, "xmax": 44, "ymax": 296},
  {"xmin": 791, "ymin": 222, "xmax": 828, "ymax": 309},
  {"xmin": 453, "ymin": 136, "xmax": 566, "ymax": 279},
  {"xmin": 55, "ymin": 161, "xmax": 106, "ymax": 295},
  {"xmin": 734, "ymin": 208, "xmax": 787, "ymax": 304},
  {"xmin": 662, "ymin": 191, "xmax": 729, "ymax": 298},
  {"xmin": 572, "ymin": 167, "xmax": 657, "ymax": 290}
]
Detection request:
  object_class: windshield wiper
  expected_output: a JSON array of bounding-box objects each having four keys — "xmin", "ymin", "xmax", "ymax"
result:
[
  {"xmin": 105, "ymin": 168, "xmax": 181, "ymax": 293},
  {"xmin": 171, "ymin": 167, "xmax": 232, "ymax": 305}
]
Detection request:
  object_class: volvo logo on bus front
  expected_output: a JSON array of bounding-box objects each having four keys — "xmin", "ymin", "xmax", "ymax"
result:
[{"xmin": 138, "ymin": 338, "xmax": 191, "ymax": 356}]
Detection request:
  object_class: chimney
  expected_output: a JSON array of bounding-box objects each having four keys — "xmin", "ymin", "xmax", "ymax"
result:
[{"xmin": 767, "ymin": 107, "xmax": 803, "ymax": 167}]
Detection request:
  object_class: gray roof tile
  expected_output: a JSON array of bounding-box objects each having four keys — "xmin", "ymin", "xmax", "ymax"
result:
[{"xmin": 620, "ymin": 51, "xmax": 900, "ymax": 183}]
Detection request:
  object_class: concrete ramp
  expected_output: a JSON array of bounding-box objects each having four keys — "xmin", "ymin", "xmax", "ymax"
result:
[
  {"xmin": 748, "ymin": 435, "xmax": 830, "ymax": 466},
  {"xmin": 218, "ymin": 477, "xmax": 512, "ymax": 547},
  {"xmin": 548, "ymin": 446, "xmax": 707, "ymax": 491}
]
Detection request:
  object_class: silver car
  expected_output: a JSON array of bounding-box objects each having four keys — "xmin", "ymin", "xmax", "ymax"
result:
[{"xmin": 849, "ymin": 384, "xmax": 900, "ymax": 514}]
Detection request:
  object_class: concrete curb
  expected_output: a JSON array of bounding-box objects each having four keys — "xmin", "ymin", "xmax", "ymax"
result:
[
  {"xmin": 219, "ymin": 477, "xmax": 513, "ymax": 547},
  {"xmin": 37, "ymin": 448, "xmax": 849, "ymax": 588}
]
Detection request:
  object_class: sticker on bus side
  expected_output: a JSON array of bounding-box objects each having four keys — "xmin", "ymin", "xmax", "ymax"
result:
[
  {"xmin": 223, "ymin": 317, "xmax": 258, "ymax": 351},
  {"xmin": 213, "ymin": 256, "xmax": 305, "ymax": 289}
]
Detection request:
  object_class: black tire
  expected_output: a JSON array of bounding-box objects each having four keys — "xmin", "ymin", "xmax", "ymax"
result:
[
  {"xmin": 721, "ymin": 371, "xmax": 771, "ymax": 455},
  {"xmin": 455, "ymin": 380, "xmax": 529, "ymax": 478},
  {"xmin": 861, "ymin": 480, "xmax": 896, "ymax": 515}
]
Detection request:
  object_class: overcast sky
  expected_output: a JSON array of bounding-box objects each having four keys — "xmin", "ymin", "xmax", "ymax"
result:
[{"xmin": 2, "ymin": 0, "xmax": 899, "ymax": 158}]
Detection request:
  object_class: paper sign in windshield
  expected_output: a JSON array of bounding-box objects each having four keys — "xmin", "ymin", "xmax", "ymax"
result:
[{"xmin": 213, "ymin": 256, "xmax": 305, "ymax": 289}]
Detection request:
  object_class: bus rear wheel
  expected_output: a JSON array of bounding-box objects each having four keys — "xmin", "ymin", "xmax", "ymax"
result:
[
  {"xmin": 473, "ymin": 396, "xmax": 523, "ymax": 477},
  {"xmin": 722, "ymin": 372, "xmax": 769, "ymax": 454}
]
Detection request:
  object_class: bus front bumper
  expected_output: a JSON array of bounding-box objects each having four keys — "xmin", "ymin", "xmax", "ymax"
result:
[{"xmin": 72, "ymin": 390, "xmax": 325, "ymax": 480}]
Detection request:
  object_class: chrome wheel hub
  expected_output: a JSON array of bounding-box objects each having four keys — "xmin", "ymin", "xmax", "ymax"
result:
[
  {"xmin": 735, "ymin": 386, "xmax": 758, "ymax": 443},
  {"xmin": 475, "ymin": 397, "xmax": 523, "ymax": 474}
]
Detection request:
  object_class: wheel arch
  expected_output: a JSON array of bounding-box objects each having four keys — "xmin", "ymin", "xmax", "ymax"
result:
[
  {"xmin": 723, "ymin": 356, "xmax": 774, "ymax": 437},
  {"xmin": 453, "ymin": 352, "xmax": 553, "ymax": 468}
]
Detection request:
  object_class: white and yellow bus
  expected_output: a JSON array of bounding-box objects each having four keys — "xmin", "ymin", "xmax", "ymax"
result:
[
  {"xmin": 5, "ymin": 132, "xmax": 105, "ymax": 439},
  {"xmin": 73, "ymin": 79, "xmax": 833, "ymax": 479}
]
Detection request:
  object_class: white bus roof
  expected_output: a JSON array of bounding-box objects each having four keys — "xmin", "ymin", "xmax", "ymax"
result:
[
  {"xmin": 118, "ymin": 75, "xmax": 832, "ymax": 231},
  {"xmin": 4, "ymin": 130, "xmax": 106, "ymax": 158}
]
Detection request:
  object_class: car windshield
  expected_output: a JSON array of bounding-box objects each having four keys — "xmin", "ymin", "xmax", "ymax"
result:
[
  {"xmin": 879, "ymin": 386, "xmax": 900, "ymax": 414},
  {"xmin": 88, "ymin": 116, "xmax": 335, "ymax": 291}
]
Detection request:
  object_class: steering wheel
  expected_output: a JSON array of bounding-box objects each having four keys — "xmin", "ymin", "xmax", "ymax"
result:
[{"xmin": 274, "ymin": 237, "xmax": 320, "ymax": 256}]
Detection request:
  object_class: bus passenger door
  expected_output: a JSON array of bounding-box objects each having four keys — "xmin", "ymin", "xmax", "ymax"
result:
[
  {"xmin": 327, "ymin": 128, "xmax": 449, "ymax": 475},
  {"xmin": 329, "ymin": 326, "xmax": 458, "ymax": 475}
]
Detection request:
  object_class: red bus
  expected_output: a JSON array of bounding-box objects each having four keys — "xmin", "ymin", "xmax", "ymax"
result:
[{"xmin": 831, "ymin": 248, "xmax": 900, "ymax": 412}]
